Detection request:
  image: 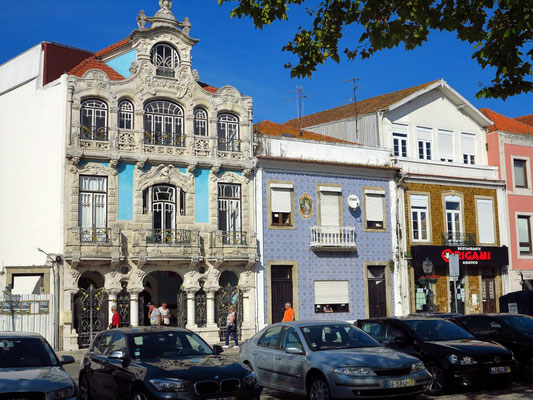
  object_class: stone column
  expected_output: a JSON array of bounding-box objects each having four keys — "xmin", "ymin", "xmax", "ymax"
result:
[
  {"xmin": 130, "ymin": 291, "xmax": 140, "ymax": 327},
  {"xmin": 206, "ymin": 288, "xmax": 217, "ymax": 328},
  {"xmin": 62, "ymin": 288, "xmax": 79, "ymax": 351},
  {"xmin": 241, "ymin": 287, "xmax": 252, "ymax": 330},
  {"xmin": 185, "ymin": 289, "xmax": 197, "ymax": 330}
]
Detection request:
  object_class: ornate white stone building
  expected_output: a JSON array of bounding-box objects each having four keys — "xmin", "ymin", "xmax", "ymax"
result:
[{"xmin": 1, "ymin": 1, "xmax": 257, "ymax": 350}]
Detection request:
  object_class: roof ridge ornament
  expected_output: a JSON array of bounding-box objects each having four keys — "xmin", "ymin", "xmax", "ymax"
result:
[{"xmin": 136, "ymin": 0, "xmax": 191, "ymax": 34}]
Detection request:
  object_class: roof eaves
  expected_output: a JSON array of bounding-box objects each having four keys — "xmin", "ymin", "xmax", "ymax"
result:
[
  {"xmin": 387, "ymin": 79, "xmax": 444, "ymax": 112},
  {"xmin": 257, "ymin": 155, "xmax": 398, "ymax": 171}
]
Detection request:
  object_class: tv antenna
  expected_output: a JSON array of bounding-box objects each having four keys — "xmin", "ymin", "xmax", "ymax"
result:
[
  {"xmin": 344, "ymin": 78, "xmax": 359, "ymax": 140},
  {"xmin": 285, "ymin": 86, "xmax": 308, "ymax": 134}
]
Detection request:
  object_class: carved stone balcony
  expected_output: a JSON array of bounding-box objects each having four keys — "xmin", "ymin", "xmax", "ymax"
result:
[
  {"xmin": 208, "ymin": 231, "xmax": 257, "ymax": 264},
  {"xmin": 310, "ymin": 226, "xmax": 357, "ymax": 251},
  {"xmin": 64, "ymin": 227, "xmax": 123, "ymax": 267},
  {"xmin": 131, "ymin": 229, "xmax": 201, "ymax": 265},
  {"xmin": 441, "ymin": 232, "xmax": 476, "ymax": 246}
]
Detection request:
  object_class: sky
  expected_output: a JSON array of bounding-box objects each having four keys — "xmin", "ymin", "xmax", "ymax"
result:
[{"xmin": 1, "ymin": 0, "xmax": 531, "ymax": 123}]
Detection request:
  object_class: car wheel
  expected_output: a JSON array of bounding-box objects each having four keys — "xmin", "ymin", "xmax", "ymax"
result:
[
  {"xmin": 131, "ymin": 387, "xmax": 150, "ymax": 400},
  {"xmin": 425, "ymin": 362, "xmax": 446, "ymax": 395},
  {"xmin": 78, "ymin": 375, "xmax": 92, "ymax": 400},
  {"xmin": 308, "ymin": 376, "xmax": 331, "ymax": 400},
  {"xmin": 523, "ymin": 357, "xmax": 533, "ymax": 381}
]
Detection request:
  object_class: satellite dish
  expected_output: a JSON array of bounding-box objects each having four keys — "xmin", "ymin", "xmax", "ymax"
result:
[{"xmin": 347, "ymin": 195, "xmax": 360, "ymax": 209}]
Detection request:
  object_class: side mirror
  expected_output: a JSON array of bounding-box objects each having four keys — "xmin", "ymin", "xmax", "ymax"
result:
[
  {"xmin": 108, "ymin": 351, "xmax": 125, "ymax": 360},
  {"xmin": 393, "ymin": 336, "xmax": 410, "ymax": 346},
  {"xmin": 285, "ymin": 346, "xmax": 304, "ymax": 355},
  {"xmin": 212, "ymin": 345, "xmax": 224, "ymax": 355},
  {"xmin": 60, "ymin": 355, "xmax": 75, "ymax": 365}
]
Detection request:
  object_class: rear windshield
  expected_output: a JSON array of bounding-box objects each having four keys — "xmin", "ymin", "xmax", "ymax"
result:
[
  {"xmin": 497, "ymin": 315, "xmax": 533, "ymax": 333},
  {"xmin": 128, "ymin": 331, "xmax": 213, "ymax": 359},
  {"xmin": 404, "ymin": 319, "xmax": 474, "ymax": 341},
  {"xmin": 0, "ymin": 337, "xmax": 59, "ymax": 368},
  {"xmin": 300, "ymin": 324, "xmax": 380, "ymax": 351}
]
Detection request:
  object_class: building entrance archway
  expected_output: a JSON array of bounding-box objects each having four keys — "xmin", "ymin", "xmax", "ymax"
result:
[
  {"xmin": 74, "ymin": 271, "xmax": 107, "ymax": 348},
  {"xmin": 140, "ymin": 271, "xmax": 185, "ymax": 326}
]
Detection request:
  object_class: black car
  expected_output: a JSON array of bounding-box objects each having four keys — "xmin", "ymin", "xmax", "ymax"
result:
[
  {"xmin": 356, "ymin": 317, "xmax": 514, "ymax": 395},
  {"xmin": 0, "ymin": 332, "xmax": 77, "ymax": 399},
  {"xmin": 448, "ymin": 313, "xmax": 533, "ymax": 380},
  {"xmin": 79, "ymin": 326, "xmax": 261, "ymax": 400}
]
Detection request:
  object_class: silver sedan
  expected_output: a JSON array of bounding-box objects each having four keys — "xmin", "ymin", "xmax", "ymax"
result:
[{"xmin": 240, "ymin": 321, "xmax": 431, "ymax": 399}]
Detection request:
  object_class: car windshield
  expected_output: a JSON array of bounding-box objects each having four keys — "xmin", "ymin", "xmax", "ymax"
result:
[
  {"xmin": 404, "ymin": 319, "xmax": 475, "ymax": 341},
  {"xmin": 496, "ymin": 315, "xmax": 533, "ymax": 333},
  {"xmin": 300, "ymin": 324, "xmax": 380, "ymax": 351},
  {"xmin": 0, "ymin": 337, "xmax": 59, "ymax": 368},
  {"xmin": 128, "ymin": 331, "xmax": 213, "ymax": 359}
]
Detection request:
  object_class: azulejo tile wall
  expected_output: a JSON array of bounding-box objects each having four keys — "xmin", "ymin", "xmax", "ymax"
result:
[{"xmin": 262, "ymin": 170, "xmax": 394, "ymax": 323}]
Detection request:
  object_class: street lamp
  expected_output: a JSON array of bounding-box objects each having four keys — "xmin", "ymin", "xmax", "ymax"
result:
[{"xmin": 420, "ymin": 257, "xmax": 436, "ymax": 313}]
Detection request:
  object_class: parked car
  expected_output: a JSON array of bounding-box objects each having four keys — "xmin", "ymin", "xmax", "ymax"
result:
[
  {"xmin": 240, "ymin": 321, "xmax": 431, "ymax": 399},
  {"xmin": 447, "ymin": 313, "xmax": 533, "ymax": 380},
  {"xmin": 79, "ymin": 326, "xmax": 261, "ymax": 400},
  {"xmin": 356, "ymin": 317, "xmax": 514, "ymax": 395},
  {"xmin": 0, "ymin": 332, "xmax": 76, "ymax": 399}
]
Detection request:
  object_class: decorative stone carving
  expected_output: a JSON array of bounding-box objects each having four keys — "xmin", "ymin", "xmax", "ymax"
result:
[
  {"xmin": 137, "ymin": 10, "xmax": 147, "ymax": 29},
  {"xmin": 78, "ymin": 162, "xmax": 118, "ymax": 177},
  {"xmin": 136, "ymin": 164, "xmax": 194, "ymax": 193},
  {"xmin": 192, "ymin": 69, "xmax": 200, "ymax": 82},
  {"xmin": 135, "ymin": 155, "xmax": 148, "ymax": 170},
  {"xmin": 186, "ymin": 162, "xmax": 197, "ymax": 174},
  {"xmin": 182, "ymin": 17, "xmax": 191, "ymax": 35}
]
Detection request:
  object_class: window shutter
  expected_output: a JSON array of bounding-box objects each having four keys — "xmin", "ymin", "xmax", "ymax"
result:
[
  {"xmin": 476, "ymin": 199, "xmax": 495, "ymax": 243},
  {"xmin": 392, "ymin": 123, "xmax": 408, "ymax": 134},
  {"xmin": 365, "ymin": 193, "xmax": 384, "ymax": 222},
  {"xmin": 314, "ymin": 281, "xmax": 349, "ymax": 304},
  {"xmin": 410, "ymin": 195, "xmax": 428, "ymax": 208},
  {"xmin": 438, "ymin": 129, "xmax": 454, "ymax": 161},
  {"xmin": 320, "ymin": 191, "xmax": 340, "ymax": 226},
  {"xmin": 271, "ymin": 188, "xmax": 292, "ymax": 213},
  {"xmin": 417, "ymin": 127, "xmax": 432, "ymax": 141},
  {"xmin": 461, "ymin": 133, "xmax": 476, "ymax": 154}
]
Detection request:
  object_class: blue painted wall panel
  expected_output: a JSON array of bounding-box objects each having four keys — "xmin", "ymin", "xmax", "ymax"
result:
[
  {"xmin": 118, "ymin": 162, "xmax": 135, "ymax": 221},
  {"xmin": 195, "ymin": 168, "xmax": 210, "ymax": 223},
  {"xmin": 105, "ymin": 50, "xmax": 137, "ymax": 78}
]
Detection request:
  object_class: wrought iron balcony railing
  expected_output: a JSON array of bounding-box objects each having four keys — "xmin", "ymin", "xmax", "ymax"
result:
[
  {"xmin": 310, "ymin": 226, "xmax": 357, "ymax": 251},
  {"xmin": 441, "ymin": 232, "xmax": 476, "ymax": 246},
  {"xmin": 80, "ymin": 227, "xmax": 111, "ymax": 243},
  {"xmin": 144, "ymin": 131, "xmax": 186, "ymax": 147},
  {"xmin": 80, "ymin": 125, "xmax": 108, "ymax": 141},
  {"xmin": 218, "ymin": 138, "xmax": 241, "ymax": 152},
  {"xmin": 220, "ymin": 231, "xmax": 247, "ymax": 246},
  {"xmin": 146, "ymin": 229, "xmax": 193, "ymax": 245}
]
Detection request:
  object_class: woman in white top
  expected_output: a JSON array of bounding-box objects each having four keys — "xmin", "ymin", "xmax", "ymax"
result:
[{"xmin": 158, "ymin": 301, "xmax": 171, "ymax": 325}]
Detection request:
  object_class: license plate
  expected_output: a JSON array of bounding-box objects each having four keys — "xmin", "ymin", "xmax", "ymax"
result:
[
  {"xmin": 214, "ymin": 398, "xmax": 236, "ymax": 400},
  {"xmin": 490, "ymin": 366, "xmax": 511, "ymax": 374},
  {"xmin": 385, "ymin": 378, "xmax": 413, "ymax": 388}
]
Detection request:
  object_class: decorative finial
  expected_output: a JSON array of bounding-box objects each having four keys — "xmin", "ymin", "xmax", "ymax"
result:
[
  {"xmin": 159, "ymin": 0, "xmax": 172, "ymax": 12},
  {"xmin": 182, "ymin": 17, "xmax": 191, "ymax": 35},
  {"xmin": 137, "ymin": 10, "xmax": 147, "ymax": 29}
]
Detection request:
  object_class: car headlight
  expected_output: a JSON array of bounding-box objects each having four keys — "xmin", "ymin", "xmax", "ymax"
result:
[
  {"xmin": 243, "ymin": 371, "xmax": 257, "ymax": 386},
  {"xmin": 411, "ymin": 361, "xmax": 425, "ymax": 373},
  {"xmin": 149, "ymin": 378, "xmax": 190, "ymax": 392},
  {"xmin": 333, "ymin": 367, "xmax": 377, "ymax": 377},
  {"xmin": 50, "ymin": 386, "xmax": 76, "ymax": 400},
  {"xmin": 447, "ymin": 354, "xmax": 477, "ymax": 365}
]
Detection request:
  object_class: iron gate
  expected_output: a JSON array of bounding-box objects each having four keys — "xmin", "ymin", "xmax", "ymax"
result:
[
  {"xmin": 117, "ymin": 287, "xmax": 130, "ymax": 327},
  {"xmin": 176, "ymin": 290, "xmax": 187, "ymax": 328},
  {"xmin": 74, "ymin": 285, "xmax": 108, "ymax": 348},
  {"xmin": 215, "ymin": 284, "xmax": 243, "ymax": 341},
  {"xmin": 195, "ymin": 289, "xmax": 207, "ymax": 327}
]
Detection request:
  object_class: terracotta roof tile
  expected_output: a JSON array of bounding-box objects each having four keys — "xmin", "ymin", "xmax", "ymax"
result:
[
  {"xmin": 68, "ymin": 57, "xmax": 125, "ymax": 81},
  {"xmin": 198, "ymin": 81, "xmax": 218, "ymax": 93},
  {"xmin": 480, "ymin": 108, "xmax": 533, "ymax": 135},
  {"xmin": 94, "ymin": 37, "xmax": 131, "ymax": 58},
  {"xmin": 514, "ymin": 114, "xmax": 533, "ymax": 127},
  {"xmin": 255, "ymin": 120, "xmax": 356, "ymax": 144},
  {"xmin": 285, "ymin": 80, "xmax": 439, "ymax": 128}
]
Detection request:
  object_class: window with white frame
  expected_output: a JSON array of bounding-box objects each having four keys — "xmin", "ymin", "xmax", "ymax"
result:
[
  {"xmin": 118, "ymin": 100, "xmax": 134, "ymax": 130},
  {"xmin": 150, "ymin": 43, "xmax": 180, "ymax": 76},
  {"xmin": 476, "ymin": 198, "xmax": 495, "ymax": 244},
  {"xmin": 410, "ymin": 194, "xmax": 429, "ymax": 241},
  {"xmin": 194, "ymin": 108, "xmax": 208, "ymax": 136},
  {"xmin": 144, "ymin": 100, "xmax": 184, "ymax": 147},
  {"xmin": 518, "ymin": 216, "xmax": 532, "ymax": 256},
  {"xmin": 319, "ymin": 186, "xmax": 342, "ymax": 227},
  {"xmin": 365, "ymin": 189, "xmax": 386, "ymax": 230},
  {"xmin": 445, "ymin": 195, "xmax": 462, "ymax": 241},
  {"xmin": 218, "ymin": 114, "xmax": 240, "ymax": 152},
  {"xmin": 461, "ymin": 133, "xmax": 476, "ymax": 164},
  {"xmin": 417, "ymin": 127, "xmax": 432, "ymax": 160},
  {"xmin": 513, "ymin": 159, "xmax": 529, "ymax": 189},
  {"xmin": 392, "ymin": 123, "xmax": 408, "ymax": 158},
  {"xmin": 81, "ymin": 99, "xmax": 108, "ymax": 141},
  {"xmin": 314, "ymin": 281, "xmax": 349, "ymax": 313},
  {"xmin": 79, "ymin": 176, "xmax": 107, "ymax": 242},
  {"xmin": 270, "ymin": 183, "xmax": 293, "ymax": 226},
  {"xmin": 218, "ymin": 183, "xmax": 242, "ymax": 244},
  {"xmin": 438, "ymin": 129, "xmax": 454, "ymax": 162}
]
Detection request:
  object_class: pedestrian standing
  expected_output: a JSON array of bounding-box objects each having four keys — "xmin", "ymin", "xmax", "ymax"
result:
[
  {"xmin": 159, "ymin": 301, "xmax": 171, "ymax": 326},
  {"xmin": 282, "ymin": 302, "xmax": 295, "ymax": 322},
  {"xmin": 110, "ymin": 306, "xmax": 120, "ymax": 328},
  {"xmin": 148, "ymin": 303, "xmax": 161, "ymax": 326},
  {"xmin": 223, "ymin": 306, "xmax": 239, "ymax": 349}
]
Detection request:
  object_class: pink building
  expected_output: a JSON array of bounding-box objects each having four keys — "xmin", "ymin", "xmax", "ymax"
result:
[{"xmin": 483, "ymin": 109, "xmax": 533, "ymax": 290}]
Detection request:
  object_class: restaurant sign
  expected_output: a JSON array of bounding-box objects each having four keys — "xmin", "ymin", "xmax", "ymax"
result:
[{"xmin": 411, "ymin": 245, "xmax": 509, "ymax": 268}]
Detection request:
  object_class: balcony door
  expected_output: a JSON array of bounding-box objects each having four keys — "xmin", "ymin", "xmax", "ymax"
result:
[
  {"xmin": 445, "ymin": 195, "xmax": 462, "ymax": 243},
  {"xmin": 152, "ymin": 185, "xmax": 176, "ymax": 242},
  {"xmin": 79, "ymin": 176, "xmax": 107, "ymax": 242},
  {"xmin": 218, "ymin": 184, "xmax": 242, "ymax": 244}
]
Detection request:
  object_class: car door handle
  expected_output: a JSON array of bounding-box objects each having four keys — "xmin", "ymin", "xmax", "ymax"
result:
[
  {"xmin": 252, "ymin": 351, "xmax": 257, "ymax": 355},
  {"xmin": 275, "ymin": 356, "xmax": 281, "ymax": 360}
]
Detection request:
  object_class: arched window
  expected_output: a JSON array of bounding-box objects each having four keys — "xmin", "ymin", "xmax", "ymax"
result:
[
  {"xmin": 150, "ymin": 43, "xmax": 180, "ymax": 76},
  {"xmin": 81, "ymin": 99, "xmax": 108, "ymax": 141},
  {"xmin": 118, "ymin": 100, "xmax": 134, "ymax": 130},
  {"xmin": 194, "ymin": 108, "xmax": 208, "ymax": 136},
  {"xmin": 217, "ymin": 113, "xmax": 240, "ymax": 152},
  {"xmin": 144, "ymin": 100, "xmax": 184, "ymax": 147}
]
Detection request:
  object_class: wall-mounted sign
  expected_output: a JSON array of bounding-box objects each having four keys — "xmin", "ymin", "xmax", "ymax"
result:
[{"xmin": 298, "ymin": 193, "xmax": 314, "ymax": 219}]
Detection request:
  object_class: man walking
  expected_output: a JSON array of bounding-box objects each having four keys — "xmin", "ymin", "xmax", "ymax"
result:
[
  {"xmin": 223, "ymin": 306, "xmax": 239, "ymax": 349},
  {"xmin": 159, "ymin": 301, "xmax": 171, "ymax": 326},
  {"xmin": 282, "ymin": 302, "xmax": 295, "ymax": 322},
  {"xmin": 148, "ymin": 303, "xmax": 161, "ymax": 326}
]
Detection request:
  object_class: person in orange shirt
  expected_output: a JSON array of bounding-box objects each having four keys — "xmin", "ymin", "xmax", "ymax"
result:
[{"xmin": 282, "ymin": 302, "xmax": 295, "ymax": 322}]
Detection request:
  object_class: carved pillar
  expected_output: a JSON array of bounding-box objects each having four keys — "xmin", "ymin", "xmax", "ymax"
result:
[
  {"xmin": 206, "ymin": 288, "xmax": 217, "ymax": 328},
  {"xmin": 130, "ymin": 291, "xmax": 141, "ymax": 327},
  {"xmin": 185, "ymin": 289, "xmax": 197, "ymax": 330}
]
